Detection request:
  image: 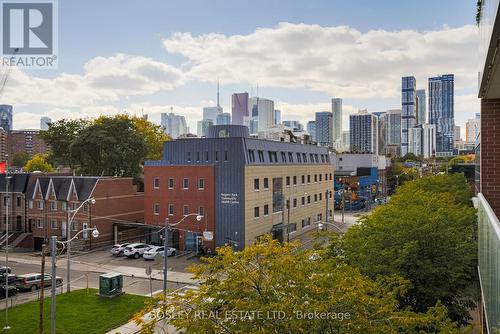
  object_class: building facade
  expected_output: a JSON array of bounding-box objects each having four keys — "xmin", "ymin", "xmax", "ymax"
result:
[
  {"xmin": 144, "ymin": 125, "xmax": 334, "ymax": 251},
  {"xmin": 349, "ymin": 110, "xmax": 378, "ymax": 155},
  {"xmin": 315, "ymin": 111, "xmax": 333, "ymax": 147},
  {"xmin": 248, "ymin": 97, "xmax": 275, "ymax": 134},
  {"xmin": 197, "ymin": 119, "xmax": 214, "ymax": 137},
  {"xmin": 7, "ymin": 130, "xmax": 48, "ymax": 165},
  {"xmin": 401, "ymin": 76, "xmax": 417, "ymax": 156},
  {"xmin": 416, "ymin": 89, "xmax": 426, "ymax": 126},
  {"xmin": 40, "ymin": 117, "xmax": 52, "ymax": 131},
  {"xmin": 231, "ymin": 92, "xmax": 249, "ymax": 126},
  {"xmin": 429, "ymin": 74, "xmax": 455, "ymax": 155},
  {"xmin": 161, "ymin": 112, "xmax": 189, "ymax": 139},
  {"xmin": 331, "ymin": 98, "xmax": 342, "ymax": 142},
  {"xmin": 306, "ymin": 121, "xmax": 316, "ymax": 142},
  {"xmin": 216, "ymin": 112, "xmax": 231, "ymax": 125},
  {"xmin": 0, "ymin": 105, "xmax": 13, "ymax": 132},
  {"xmin": 465, "ymin": 114, "xmax": 480, "ymax": 143}
]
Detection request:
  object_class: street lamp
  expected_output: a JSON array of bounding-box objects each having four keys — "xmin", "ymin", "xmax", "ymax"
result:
[
  {"xmin": 65, "ymin": 197, "xmax": 96, "ymax": 293},
  {"xmin": 317, "ymin": 221, "xmax": 344, "ymax": 234},
  {"xmin": 3, "ymin": 173, "xmax": 12, "ymax": 331},
  {"xmin": 161, "ymin": 214, "xmax": 202, "ymax": 296}
]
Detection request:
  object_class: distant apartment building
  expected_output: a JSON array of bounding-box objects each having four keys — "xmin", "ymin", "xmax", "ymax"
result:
[
  {"xmin": 416, "ymin": 89, "xmax": 426, "ymax": 126},
  {"xmin": 342, "ymin": 130, "xmax": 350, "ymax": 151},
  {"xmin": 385, "ymin": 109, "xmax": 402, "ymax": 157},
  {"xmin": 7, "ymin": 130, "xmax": 48, "ymax": 164},
  {"xmin": 429, "ymin": 74, "xmax": 455, "ymax": 156},
  {"xmin": 331, "ymin": 98, "xmax": 342, "ymax": 141},
  {"xmin": 231, "ymin": 92, "xmax": 249, "ymax": 126},
  {"xmin": 375, "ymin": 112, "xmax": 387, "ymax": 156},
  {"xmin": 0, "ymin": 105, "xmax": 13, "ymax": 131},
  {"xmin": 197, "ymin": 119, "xmax": 214, "ymax": 137},
  {"xmin": 274, "ymin": 110, "xmax": 281, "ymax": 125},
  {"xmin": 349, "ymin": 110, "xmax": 378, "ymax": 155},
  {"xmin": 465, "ymin": 113, "xmax": 480, "ymax": 143},
  {"xmin": 454, "ymin": 125, "xmax": 461, "ymax": 142},
  {"xmin": 40, "ymin": 117, "xmax": 52, "ymax": 131},
  {"xmin": 315, "ymin": 111, "xmax": 333, "ymax": 147},
  {"xmin": 144, "ymin": 125, "xmax": 334, "ymax": 251},
  {"xmin": 283, "ymin": 121, "xmax": 304, "ymax": 132},
  {"xmin": 401, "ymin": 76, "xmax": 417, "ymax": 156},
  {"xmin": 161, "ymin": 112, "xmax": 189, "ymax": 139},
  {"xmin": 307, "ymin": 121, "xmax": 316, "ymax": 142}
]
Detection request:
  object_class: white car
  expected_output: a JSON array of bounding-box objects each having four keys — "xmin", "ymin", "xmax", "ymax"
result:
[
  {"xmin": 123, "ymin": 243, "xmax": 150, "ymax": 258},
  {"xmin": 110, "ymin": 243, "xmax": 130, "ymax": 256},
  {"xmin": 143, "ymin": 246, "xmax": 177, "ymax": 260}
]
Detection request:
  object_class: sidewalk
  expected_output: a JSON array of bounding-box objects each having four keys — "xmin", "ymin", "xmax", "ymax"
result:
[{"xmin": 6, "ymin": 254, "xmax": 198, "ymax": 285}]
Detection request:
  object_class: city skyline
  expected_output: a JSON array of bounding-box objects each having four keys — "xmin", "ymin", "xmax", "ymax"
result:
[{"xmin": 0, "ymin": 1, "xmax": 477, "ymax": 139}]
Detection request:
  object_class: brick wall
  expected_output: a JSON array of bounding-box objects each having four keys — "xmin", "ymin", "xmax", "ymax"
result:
[{"xmin": 481, "ymin": 99, "xmax": 500, "ymax": 215}]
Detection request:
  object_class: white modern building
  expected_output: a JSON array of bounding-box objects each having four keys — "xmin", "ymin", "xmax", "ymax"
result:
[
  {"xmin": 248, "ymin": 97, "xmax": 275, "ymax": 134},
  {"xmin": 332, "ymin": 98, "xmax": 342, "ymax": 142},
  {"xmin": 197, "ymin": 119, "xmax": 214, "ymax": 137},
  {"xmin": 349, "ymin": 109, "xmax": 378, "ymax": 155},
  {"xmin": 465, "ymin": 114, "xmax": 480, "ymax": 143},
  {"xmin": 161, "ymin": 111, "xmax": 189, "ymax": 139},
  {"xmin": 40, "ymin": 116, "xmax": 52, "ymax": 130}
]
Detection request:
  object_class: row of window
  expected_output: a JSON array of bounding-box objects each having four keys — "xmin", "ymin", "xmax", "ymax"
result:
[
  {"xmin": 1, "ymin": 196, "xmax": 23, "ymax": 207},
  {"xmin": 153, "ymin": 203, "xmax": 205, "ymax": 217},
  {"xmin": 254, "ymin": 173, "xmax": 333, "ymax": 190},
  {"xmin": 33, "ymin": 219, "xmax": 81, "ymax": 231},
  {"xmin": 253, "ymin": 193, "xmax": 332, "ymax": 218},
  {"xmin": 186, "ymin": 151, "xmax": 229, "ymax": 163},
  {"xmin": 153, "ymin": 178, "xmax": 205, "ymax": 190},
  {"xmin": 27, "ymin": 200, "xmax": 88, "ymax": 212},
  {"xmin": 248, "ymin": 150, "xmax": 330, "ymax": 164}
]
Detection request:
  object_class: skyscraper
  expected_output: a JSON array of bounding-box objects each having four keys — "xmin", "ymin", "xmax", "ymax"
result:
[
  {"xmin": 401, "ymin": 76, "xmax": 417, "ymax": 156},
  {"xmin": 422, "ymin": 124, "xmax": 437, "ymax": 158},
  {"xmin": 315, "ymin": 111, "xmax": 333, "ymax": 147},
  {"xmin": 248, "ymin": 97, "xmax": 275, "ymax": 134},
  {"xmin": 197, "ymin": 119, "xmax": 214, "ymax": 137},
  {"xmin": 387, "ymin": 109, "xmax": 402, "ymax": 146},
  {"xmin": 331, "ymin": 98, "xmax": 342, "ymax": 141},
  {"xmin": 376, "ymin": 112, "xmax": 388, "ymax": 156},
  {"xmin": 203, "ymin": 106, "xmax": 222, "ymax": 123},
  {"xmin": 454, "ymin": 125, "xmax": 461, "ymax": 141},
  {"xmin": 0, "ymin": 105, "xmax": 13, "ymax": 131},
  {"xmin": 274, "ymin": 110, "xmax": 281, "ymax": 125},
  {"xmin": 283, "ymin": 121, "xmax": 304, "ymax": 131},
  {"xmin": 349, "ymin": 110, "xmax": 378, "ymax": 155},
  {"xmin": 428, "ymin": 74, "xmax": 454, "ymax": 155},
  {"xmin": 161, "ymin": 111, "xmax": 189, "ymax": 139},
  {"xmin": 231, "ymin": 92, "xmax": 249, "ymax": 126},
  {"xmin": 40, "ymin": 116, "xmax": 52, "ymax": 130},
  {"xmin": 307, "ymin": 121, "xmax": 316, "ymax": 142},
  {"xmin": 342, "ymin": 130, "xmax": 350, "ymax": 150},
  {"xmin": 216, "ymin": 112, "xmax": 231, "ymax": 125},
  {"xmin": 465, "ymin": 113, "xmax": 480, "ymax": 143},
  {"xmin": 416, "ymin": 89, "xmax": 426, "ymax": 126}
]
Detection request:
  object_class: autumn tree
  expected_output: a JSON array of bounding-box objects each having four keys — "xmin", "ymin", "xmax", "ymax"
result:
[
  {"xmin": 24, "ymin": 154, "xmax": 54, "ymax": 172},
  {"xmin": 135, "ymin": 236, "xmax": 465, "ymax": 334}
]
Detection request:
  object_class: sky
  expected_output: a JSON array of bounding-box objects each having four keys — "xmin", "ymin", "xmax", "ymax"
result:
[{"xmin": 3, "ymin": 0, "xmax": 479, "ymax": 137}]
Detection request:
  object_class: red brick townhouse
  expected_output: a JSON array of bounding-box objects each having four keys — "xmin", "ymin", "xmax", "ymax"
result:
[{"xmin": 26, "ymin": 176, "xmax": 144, "ymax": 250}]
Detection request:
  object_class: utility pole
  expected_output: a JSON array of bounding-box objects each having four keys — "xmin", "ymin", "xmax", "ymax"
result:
[
  {"xmin": 163, "ymin": 218, "xmax": 169, "ymax": 297},
  {"xmin": 66, "ymin": 203, "xmax": 71, "ymax": 292},
  {"xmin": 341, "ymin": 190, "xmax": 346, "ymax": 225},
  {"xmin": 4, "ymin": 174, "xmax": 11, "ymax": 331},
  {"xmin": 287, "ymin": 198, "xmax": 290, "ymax": 242},
  {"xmin": 39, "ymin": 244, "xmax": 46, "ymax": 334},
  {"xmin": 50, "ymin": 236, "xmax": 57, "ymax": 334}
]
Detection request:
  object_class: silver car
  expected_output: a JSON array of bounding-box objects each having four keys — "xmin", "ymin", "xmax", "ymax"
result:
[
  {"xmin": 110, "ymin": 243, "xmax": 130, "ymax": 256},
  {"xmin": 15, "ymin": 273, "xmax": 63, "ymax": 292},
  {"xmin": 143, "ymin": 246, "xmax": 176, "ymax": 260}
]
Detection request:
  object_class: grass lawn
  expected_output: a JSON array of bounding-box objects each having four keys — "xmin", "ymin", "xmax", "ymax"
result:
[{"xmin": 0, "ymin": 289, "xmax": 148, "ymax": 334}]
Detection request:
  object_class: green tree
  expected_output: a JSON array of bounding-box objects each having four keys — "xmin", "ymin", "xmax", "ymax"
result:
[
  {"xmin": 12, "ymin": 152, "xmax": 30, "ymax": 167},
  {"xmin": 39, "ymin": 118, "xmax": 89, "ymax": 169},
  {"xmin": 135, "ymin": 236, "xmax": 465, "ymax": 334},
  {"xmin": 70, "ymin": 116, "xmax": 147, "ymax": 177},
  {"xmin": 24, "ymin": 154, "xmax": 54, "ymax": 172},
  {"xmin": 334, "ymin": 175, "xmax": 477, "ymax": 325}
]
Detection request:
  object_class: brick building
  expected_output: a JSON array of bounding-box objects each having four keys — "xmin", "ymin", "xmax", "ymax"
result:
[
  {"xmin": 7, "ymin": 130, "xmax": 48, "ymax": 167},
  {"xmin": 145, "ymin": 125, "xmax": 334, "ymax": 251}
]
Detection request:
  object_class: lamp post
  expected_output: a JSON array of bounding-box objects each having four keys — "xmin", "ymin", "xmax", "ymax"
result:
[
  {"xmin": 161, "ymin": 214, "xmax": 202, "ymax": 296},
  {"xmin": 3, "ymin": 173, "xmax": 12, "ymax": 331},
  {"xmin": 317, "ymin": 221, "xmax": 344, "ymax": 234},
  {"xmin": 51, "ymin": 227, "xmax": 99, "ymax": 334},
  {"xmin": 66, "ymin": 197, "xmax": 96, "ymax": 293}
]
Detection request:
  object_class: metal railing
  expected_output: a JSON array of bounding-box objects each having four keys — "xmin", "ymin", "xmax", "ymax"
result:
[{"xmin": 478, "ymin": 193, "xmax": 500, "ymax": 333}]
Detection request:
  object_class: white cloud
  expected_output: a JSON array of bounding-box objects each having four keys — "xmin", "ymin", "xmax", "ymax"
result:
[{"xmin": 164, "ymin": 23, "xmax": 478, "ymax": 99}]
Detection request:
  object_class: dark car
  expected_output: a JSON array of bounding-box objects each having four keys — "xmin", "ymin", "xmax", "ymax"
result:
[
  {"xmin": 0, "ymin": 286, "xmax": 18, "ymax": 299},
  {"xmin": 0, "ymin": 273, "xmax": 17, "ymax": 285},
  {"xmin": 0, "ymin": 266, "xmax": 11, "ymax": 275}
]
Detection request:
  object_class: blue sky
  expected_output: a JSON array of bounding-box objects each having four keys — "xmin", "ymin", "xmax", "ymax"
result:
[{"xmin": 8, "ymin": 0, "xmax": 479, "ymax": 135}]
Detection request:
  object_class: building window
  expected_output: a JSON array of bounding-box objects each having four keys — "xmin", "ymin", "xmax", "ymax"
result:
[
  {"xmin": 205, "ymin": 151, "xmax": 209, "ymax": 162},
  {"xmin": 168, "ymin": 178, "xmax": 174, "ymax": 189},
  {"xmin": 281, "ymin": 152, "xmax": 286, "ymax": 162},
  {"xmin": 303, "ymin": 153, "xmax": 307, "ymax": 162},
  {"xmin": 293, "ymin": 176, "xmax": 297, "ymax": 185},
  {"xmin": 272, "ymin": 178, "xmax": 283, "ymax": 213},
  {"xmin": 297, "ymin": 153, "xmax": 301, "ymax": 162},
  {"xmin": 263, "ymin": 178, "xmax": 269, "ymax": 189},
  {"xmin": 293, "ymin": 198, "xmax": 297, "ymax": 208},
  {"xmin": 37, "ymin": 219, "xmax": 43, "ymax": 228},
  {"xmin": 315, "ymin": 154, "xmax": 319, "ymax": 163},
  {"xmin": 196, "ymin": 151, "xmax": 200, "ymax": 162},
  {"xmin": 301, "ymin": 175, "xmax": 305, "ymax": 184},
  {"xmin": 168, "ymin": 204, "xmax": 174, "ymax": 215},
  {"xmin": 321, "ymin": 155, "xmax": 325, "ymax": 163},
  {"xmin": 51, "ymin": 201, "xmax": 57, "ymax": 211},
  {"xmin": 301, "ymin": 197, "xmax": 305, "ymax": 206},
  {"xmin": 314, "ymin": 194, "xmax": 318, "ymax": 202},
  {"xmin": 254, "ymin": 206, "xmax": 260, "ymax": 218},
  {"xmin": 28, "ymin": 200, "xmax": 33, "ymax": 209},
  {"xmin": 288, "ymin": 152, "xmax": 293, "ymax": 162},
  {"xmin": 215, "ymin": 151, "xmax": 219, "ymax": 162},
  {"xmin": 286, "ymin": 176, "xmax": 290, "ymax": 186},
  {"xmin": 329, "ymin": 173, "xmax": 333, "ymax": 180},
  {"xmin": 224, "ymin": 151, "xmax": 229, "ymax": 161},
  {"xmin": 62, "ymin": 202, "xmax": 67, "ymax": 211},
  {"xmin": 187, "ymin": 152, "xmax": 191, "ymax": 162},
  {"xmin": 310, "ymin": 153, "xmax": 314, "ymax": 162},
  {"xmin": 287, "ymin": 223, "xmax": 297, "ymax": 233},
  {"xmin": 254, "ymin": 179, "xmax": 260, "ymax": 190},
  {"xmin": 51, "ymin": 220, "xmax": 57, "ymax": 229},
  {"xmin": 183, "ymin": 205, "xmax": 189, "ymax": 216},
  {"xmin": 153, "ymin": 178, "xmax": 160, "ymax": 189},
  {"xmin": 307, "ymin": 196, "xmax": 311, "ymax": 204},
  {"xmin": 302, "ymin": 218, "xmax": 311, "ymax": 228},
  {"xmin": 154, "ymin": 204, "xmax": 160, "ymax": 215},
  {"xmin": 319, "ymin": 193, "xmax": 323, "ymax": 201},
  {"xmin": 183, "ymin": 178, "xmax": 189, "ymax": 189},
  {"xmin": 72, "ymin": 221, "xmax": 78, "ymax": 231},
  {"xmin": 319, "ymin": 174, "xmax": 322, "ymax": 182},
  {"xmin": 249, "ymin": 150, "xmax": 255, "ymax": 162},
  {"xmin": 307, "ymin": 175, "xmax": 311, "ymax": 183},
  {"xmin": 325, "ymin": 173, "xmax": 328, "ymax": 180},
  {"xmin": 198, "ymin": 206, "xmax": 205, "ymax": 217},
  {"xmin": 16, "ymin": 197, "xmax": 21, "ymax": 207},
  {"xmin": 38, "ymin": 201, "xmax": 44, "ymax": 210},
  {"xmin": 263, "ymin": 204, "xmax": 269, "ymax": 216},
  {"xmin": 198, "ymin": 178, "xmax": 205, "ymax": 190},
  {"xmin": 314, "ymin": 174, "xmax": 317, "ymax": 182},
  {"xmin": 258, "ymin": 150, "xmax": 264, "ymax": 162}
]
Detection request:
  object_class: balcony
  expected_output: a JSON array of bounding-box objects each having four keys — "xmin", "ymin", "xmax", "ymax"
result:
[{"xmin": 478, "ymin": 193, "xmax": 500, "ymax": 332}]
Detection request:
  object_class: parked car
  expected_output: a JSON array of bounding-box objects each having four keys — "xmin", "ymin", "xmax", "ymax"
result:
[
  {"xmin": 110, "ymin": 243, "xmax": 130, "ymax": 256},
  {"xmin": 0, "ymin": 286, "xmax": 18, "ymax": 299},
  {"xmin": 0, "ymin": 266, "xmax": 11, "ymax": 274},
  {"xmin": 15, "ymin": 273, "xmax": 63, "ymax": 292},
  {"xmin": 123, "ymin": 243, "xmax": 150, "ymax": 259},
  {"xmin": 0, "ymin": 273, "xmax": 17, "ymax": 285},
  {"xmin": 143, "ymin": 246, "xmax": 176, "ymax": 260}
]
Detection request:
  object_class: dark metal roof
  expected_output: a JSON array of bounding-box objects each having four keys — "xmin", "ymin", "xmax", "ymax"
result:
[
  {"xmin": 26, "ymin": 176, "xmax": 98, "ymax": 200},
  {"xmin": 0, "ymin": 174, "xmax": 30, "ymax": 193}
]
